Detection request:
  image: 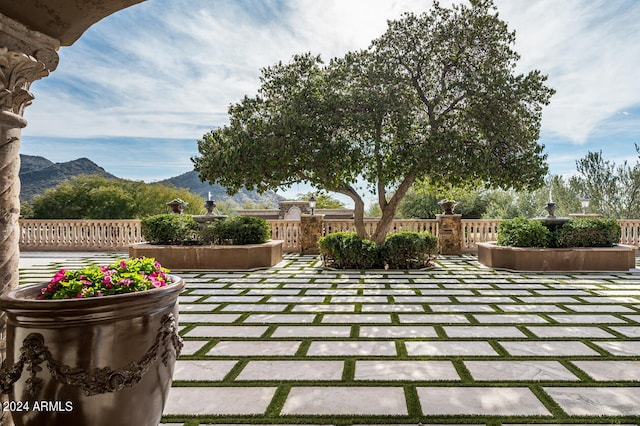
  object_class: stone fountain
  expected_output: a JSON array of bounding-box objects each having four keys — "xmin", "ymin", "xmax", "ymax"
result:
[
  {"xmin": 533, "ymin": 191, "xmax": 569, "ymax": 232},
  {"xmin": 192, "ymin": 192, "xmax": 227, "ymax": 226}
]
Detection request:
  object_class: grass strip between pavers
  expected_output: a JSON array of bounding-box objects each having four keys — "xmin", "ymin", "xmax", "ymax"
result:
[{"xmin": 19, "ymin": 252, "xmax": 640, "ymax": 425}]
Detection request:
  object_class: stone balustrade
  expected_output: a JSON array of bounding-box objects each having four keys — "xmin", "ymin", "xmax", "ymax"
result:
[
  {"xmin": 17, "ymin": 218, "xmax": 640, "ymax": 253},
  {"xmin": 19, "ymin": 219, "xmax": 143, "ymax": 251}
]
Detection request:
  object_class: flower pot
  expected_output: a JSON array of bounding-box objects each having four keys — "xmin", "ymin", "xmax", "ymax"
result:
[
  {"xmin": 0, "ymin": 275, "xmax": 185, "ymax": 426},
  {"xmin": 438, "ymin": 200, "xmax": 457, "ymax": 215},
  {"xmin": 166, "ymin": 202, "xmax": 185, "ymax": 214}
]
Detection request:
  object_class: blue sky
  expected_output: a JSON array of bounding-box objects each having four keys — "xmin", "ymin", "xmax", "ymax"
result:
[{"xmin": 20, "ymin": 0, "xmax": 640, "ymax": 202}]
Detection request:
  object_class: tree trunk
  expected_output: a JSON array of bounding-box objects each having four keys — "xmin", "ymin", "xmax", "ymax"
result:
[
  {"xmin": 333, "ymin": 186, "xmax": 367, "ymax": 238},
  {"xmin": 370, "ymin": 170, "xmax": 417, "ymax": 244}
]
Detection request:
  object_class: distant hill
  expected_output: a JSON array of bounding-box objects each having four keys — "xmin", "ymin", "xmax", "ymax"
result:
[
  {"xmin": 159, "ymin": 171, "xmax": 283, "ymax": 207},
  {"xmin": 19, "ymin": 155, "xmax": 284, "ymax": 207},
  {"xmin": 20, "ymin": 155, "xmax": 116, "ymax": 202}
]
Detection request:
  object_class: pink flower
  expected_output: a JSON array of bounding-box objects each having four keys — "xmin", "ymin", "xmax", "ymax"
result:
[
  {"xmin": 50, "ymin": 269, "xmax": 68, "ymax": 284},
  {"xmin": 119, "ymin": 260, "xmax": 127, "ymax": 269}
]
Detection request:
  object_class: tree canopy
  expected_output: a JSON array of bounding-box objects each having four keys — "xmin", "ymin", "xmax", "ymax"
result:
[
  {"xmin": 29, "ymin": 175, "xmax": 204, "ymax": 219},
  {"xmin": 570, "ymin": 147, "xmax": 640, "ymax": 219},
  {"xmin": 193, "ymin": 0, "xmax": 554, "ymax": 242}
]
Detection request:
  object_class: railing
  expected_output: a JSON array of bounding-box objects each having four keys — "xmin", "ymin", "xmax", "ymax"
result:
[
  {"xmin": 19, "ymin": 220, "xmax": 143, "ymax": 251},
  {"xmin": 462, "ymin": 219, "xmax": 500, "ymax": 252},
  {"xmin": 620, "ymin": 220, "xmax": 640, "ymax": 247},
  {"xmin": 17, "ymin": 218, "xmax": 640, "ymax": 253},
  {"xmin": 268, "ymin": 220, "xmax": 301, "ymax": 253}
]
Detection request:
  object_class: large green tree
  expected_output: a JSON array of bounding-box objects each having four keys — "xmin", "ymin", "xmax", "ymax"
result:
[
  {"xmin": 193, "ymin": 0, "xmax": 554, "ymax": 243},
  {"xmin": 570, "ymin": 148, "xmax": 640, "ymax": 219},
  {"xmin": 482, "ymin": 175, "xmax": 581, "ymax": 219},
  {"xmin": 30, "ymin": 175, "xmax": 204, "ymax": 219}
]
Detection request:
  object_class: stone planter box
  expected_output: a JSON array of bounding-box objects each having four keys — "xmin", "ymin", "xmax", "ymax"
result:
[
  {"xmin": 477, "ymin": 242, "xmax": 636, "ymax": 272},
  {"xmin": 129, "ymin": 240, "xmax": 283, "ymax": 270}
]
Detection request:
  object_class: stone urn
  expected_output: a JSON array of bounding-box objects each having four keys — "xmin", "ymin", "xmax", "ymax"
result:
[
  {"xmin": 166, "ymin": 199, "xmax": 187, "ymax": 214},
  {"xmin": 438, "ymin": 200, "xmax": 458, "ymax": 215},
  {"xmin": 0, "ymin": 276, "xmax": 185, "ymax": 426}
]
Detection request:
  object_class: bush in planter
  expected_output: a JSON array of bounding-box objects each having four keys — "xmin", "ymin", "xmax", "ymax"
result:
[
  {"xmin": 497, "ymin": 217, "xmax": 551, "ymax": 247},
  {"xmin": 141, "ymin": 214, "xmax": 199, "ymax": 244},
  {"xmin": 203, "ymin": 216, "xmax": 271, "ymax": 245},
  {"xmin": 381, "ymin": 231, "xmax": 439, "ymax": 269},
  {"xmin": 556, "ymin": 218, "xmax": 621, "ymax": 248}
]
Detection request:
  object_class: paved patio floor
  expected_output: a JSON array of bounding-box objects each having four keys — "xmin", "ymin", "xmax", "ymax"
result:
[{"xmin": 18, "ymin": 252, "xmax": 640, "ymax": 425}]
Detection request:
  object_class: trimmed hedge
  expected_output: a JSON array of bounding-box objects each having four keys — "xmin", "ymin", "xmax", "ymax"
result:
[
  {"xmin": 497, "ymin": 217, "xmax": 551, "ymax": 247},
  {"xmin": 556, "ymin": 218, "xmax": 621, "ymax": 248},
  {"xmin": 318, "ymin": 231, "xmax": 438, "ymax": 269},
  {"xmin": 142, "ymin": 214, "xmax": 270, "ymax": 245},
  {"xmin": 141, "ymin": 214, "xmax": 199, "ymax": 245},
  {"xmin": 497, "ymin": 217, "xmax": 621, "ymax": 248},
  {"xmin": 381, "ymin": 232, "xmax": 439, "ymax": 269},
  {"xmin": 203, "ymin": 216, "xmax": 271, "ymax": 245}
]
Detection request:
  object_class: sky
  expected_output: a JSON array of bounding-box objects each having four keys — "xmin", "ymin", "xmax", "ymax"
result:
[{"xmin": 20, "ymin": 0, "xmax": 640, "ymax": 203}]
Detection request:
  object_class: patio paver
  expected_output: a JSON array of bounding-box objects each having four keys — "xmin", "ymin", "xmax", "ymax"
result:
[{"xmin": 17, "ymin": 252, "xmax": 640, "ymax": 425}]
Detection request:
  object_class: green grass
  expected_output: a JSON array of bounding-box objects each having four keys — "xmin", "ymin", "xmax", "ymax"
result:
[{"xmin": 19, "ymin": 252, "xmax": 640, "ymax": 426}]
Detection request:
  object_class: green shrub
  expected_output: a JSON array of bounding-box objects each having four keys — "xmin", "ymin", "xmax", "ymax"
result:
[
  {"xmin": 341, "ymin": 233, "xmax": 379, "ymax": 269},
  {"xmin": 205, "ymin": 216, "xmax": 271, "ymax": 245},
  {"xmin": 319, "ymin": 231, "xmax": 438, "ymax": 269},
  {"xmin": 556, "ymin": 218, "xmax": 621, "ymax": 248},
  {"xmin": 141, "ymin": 214, "xmax": 199, "ymax": 245},
  {"xmin": 318, "ymin": 232, "xmax": 352, "ymax": 268},
  {"xmin": 318, "ymin": 232, "xmax": 380, "ymax": 269},
  {"xmin": 497, "ymin": 218, "xmax": 551, "ymax": 247},
  {"xmin": 381, "ymin": 232, "xmax": 439, "ymax": 269}
]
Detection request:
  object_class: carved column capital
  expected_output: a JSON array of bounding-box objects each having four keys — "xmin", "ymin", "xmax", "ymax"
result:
[{"xmin": 0, "ymin": 12, "xmax": 60, "ymax": 128}]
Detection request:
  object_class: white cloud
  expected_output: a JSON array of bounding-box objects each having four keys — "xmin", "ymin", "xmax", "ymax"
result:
[
  {"xmin": 21, "ymin": 0, "xmax": 640, "ymax": 168},
  {"xmin": 496, "ymin": 0, "xmax": 640, "ymax": 143}
]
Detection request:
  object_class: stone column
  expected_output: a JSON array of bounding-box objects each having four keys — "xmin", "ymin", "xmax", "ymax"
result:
[
  {"xmin": 436, "ymin": 214, "xmax": 462, "ymax": 255},
  {"xmin": 0, "ymin": 13, "xmax": 58, "ymax": 293},
  {"xmin": 0, "ymin": 14, "xmax": 59, "ymax": 425},
  {"xmin": 300, "ymin": 214, "xmax": 324, "ymax": 255}
]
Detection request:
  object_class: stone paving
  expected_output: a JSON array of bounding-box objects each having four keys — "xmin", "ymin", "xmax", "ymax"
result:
[{"xmin": 17, "ymin": 252, "xmax": 640, "ymax": 425}]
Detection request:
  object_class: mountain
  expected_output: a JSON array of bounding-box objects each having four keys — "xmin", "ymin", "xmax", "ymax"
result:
[
  {"xmin": 20, "ymin": 154, "xmax": 53, "ymax": 174},
  {"xmin": 20, "ymin": 155, "xmax": 116, "ymax": 202},
  {"xmin": 19, "ymin": 155, "xmax": 284, "ymax": 207},
  {"xmin": 159, "ymin": 171, "xmax": 283, "ymax": 207}
]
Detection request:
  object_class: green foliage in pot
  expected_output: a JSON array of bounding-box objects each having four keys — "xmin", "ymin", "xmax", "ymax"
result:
[
  {"xmin": 141, "ymin": 214, "xmax": 199, "ymax": 245},
  {"xmin": 381, "ymin": 231, "xmax": 439, "ymax": 269},
  {"xmin": 556, "ymin": 218, "xmax": 621, "ymax": 248},
  {"xmin": 497, "ymin": 217, "xmax": 551, "ymax": 247},
  {"xmin": 203, "ymin": 216, "xmax": 271, "ymax": 245},
  {"xmin": 39, "ymin": 257, "xmax": 172, "ymax": 300}
]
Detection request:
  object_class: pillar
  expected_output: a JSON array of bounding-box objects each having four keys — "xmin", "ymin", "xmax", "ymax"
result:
[
  {"xmin": 436, "ymin": 214, "xmax": 462, "ymax": 255},
  {"xmin": 300, "ymin": 214, "xmax": 324, "ymax": 255},
  {"xmin": 0, "ymin": 14, "xmax": 59, "ymax": 425}
]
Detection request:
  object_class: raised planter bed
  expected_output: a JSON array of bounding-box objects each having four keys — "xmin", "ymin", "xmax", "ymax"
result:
[
  {"xmin": 129, "ymin": 240, "xmax": 283, "ymax": 270},
  {"xmin": 477, "ymin": 242, "xmax": 636, "ymax": 272}
]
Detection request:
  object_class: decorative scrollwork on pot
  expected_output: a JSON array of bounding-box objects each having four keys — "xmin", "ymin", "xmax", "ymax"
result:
[{"xmin": 0, "ymin": 313, "xmax": 182, "ymax": 397}]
